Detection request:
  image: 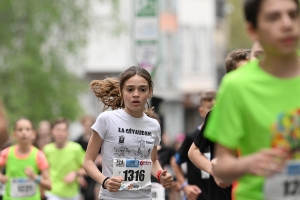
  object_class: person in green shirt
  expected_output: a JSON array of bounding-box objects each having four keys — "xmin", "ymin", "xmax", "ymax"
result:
[
  {"xmin": 44, "ymin": 118, "xmax": 85, "ymax": 200},
  {"xmin": 204, "ymin": 0, "xmax": 300, "ymax": 200}
]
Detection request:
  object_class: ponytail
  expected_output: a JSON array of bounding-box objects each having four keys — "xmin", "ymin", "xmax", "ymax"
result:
[
  {"xmin": 144, "ymin": 102, "xmax": 156, "ymax": 119},
  {"xmin": 89, "ymin": 78, "xmax": 123, "ymax": 111}
]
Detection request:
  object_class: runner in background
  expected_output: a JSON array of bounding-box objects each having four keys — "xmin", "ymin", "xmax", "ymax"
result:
[
  {"xmin": 0, "ymin": 118, "xmax": 51, "ymax": 200},
  {"xmin": 34, "ymin": 120, "xmax": 52, "ymax": 151},
  {"xmin": 151, "ymin": 113, "xmax": 176, "ymax": 200},
  {"xmin": 0, "ymin": 103, "xmax": 9, "ymax": 200},
  {"xmin": 204, "ymin": 0, "xmax": 300, "ymax": 200},
  {"xmin": 44, "ymin": 118, "xmax": 86, "ymax": 200},
  {"xmin": 75, "ymin": 115, "xmax": 102, "ymax": 200},
  {"xmin": 83, "ymin": 66, "xmax": 173, "ymax": 200},
  {"xmin": 0, "ymin": 102, "xmax": 8, "ymax": 150},
  {"xmin": 188, "ymin": 49, "xmax": 251, "ymax": 200},
  {"xmin": 170, "ymin": 91, "xmax": 216, "ymax": 200}
]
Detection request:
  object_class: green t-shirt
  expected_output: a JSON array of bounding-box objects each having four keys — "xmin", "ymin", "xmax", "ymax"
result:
[
  {"xmin": 205, "ymin": 59, "xmax": 300, "ymax": 200},
  {"xmin": 43, "ymin": 141, "xmax": 85, "ymax": 198}
]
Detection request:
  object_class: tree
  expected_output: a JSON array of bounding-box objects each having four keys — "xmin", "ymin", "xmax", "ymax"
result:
[
  {"xmin": 0, "ymin": 0, "xmax": 122, "ymax": 128},
  {"xmin": 226, "ymin": 0, "xmax": 252, "ymax": 52}
]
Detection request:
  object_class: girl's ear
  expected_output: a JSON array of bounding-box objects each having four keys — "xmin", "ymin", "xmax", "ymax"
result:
[
  {"xmin": 119, "ymin": 87, "xmax": 122, "ymax": 97},
  {"xmin": 148, "ymin": 89, "xmax": 153, "ymax": 99}
]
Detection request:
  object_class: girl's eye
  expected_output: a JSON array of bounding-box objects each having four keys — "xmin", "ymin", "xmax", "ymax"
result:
[{"xmin": 127, "ymin": 88, "xmax": 133, "ymax": 92}]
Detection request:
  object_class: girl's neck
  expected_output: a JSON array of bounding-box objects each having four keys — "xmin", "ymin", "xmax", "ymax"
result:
[
  {"xmin": 55, "ymin": 141, "xmax": 68, "ymax": 149},
  {"xmin": 260, "ymin": 52, "xmax": 300, "ymax": 78},
  {"xmin": 17, "ymin": 144, "xmax": 32, "ymax": 154},
  {"xmin": 123, "ymin": 108, "xmax": 144, "ymax": 118}
]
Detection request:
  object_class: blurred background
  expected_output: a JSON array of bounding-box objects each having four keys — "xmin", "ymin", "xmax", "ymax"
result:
[{"xmin": 0, "ymin": 0, "xmax": 252, "ymax": 142}]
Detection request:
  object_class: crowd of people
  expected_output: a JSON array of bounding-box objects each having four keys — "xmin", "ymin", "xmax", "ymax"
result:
[{"xmin": 1, "ymin": 0, "xmax": 300, "ymax": 199}]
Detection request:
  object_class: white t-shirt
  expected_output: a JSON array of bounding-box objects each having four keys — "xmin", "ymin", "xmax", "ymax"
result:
[{"xmin": 92, "ymin": 109, "xmax": 161, "ymax": 200}]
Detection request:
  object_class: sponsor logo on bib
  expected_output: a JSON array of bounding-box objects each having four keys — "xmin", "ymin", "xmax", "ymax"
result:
[{"xmin": 126, "ymin": 159, "xmax": 139, "ymax": 168}]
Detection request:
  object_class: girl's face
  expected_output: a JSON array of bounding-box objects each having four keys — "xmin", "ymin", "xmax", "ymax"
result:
[
  {"xmin": 51, "ymin": 122, "xmax": 69, "ymax": 144},
  {"xmin": 122, "ymin": 75, "xmax": 152, "ymax": 118},
  {"xmin": 14, "ymin": 119, "xmax": 36, "ymax": 145}
]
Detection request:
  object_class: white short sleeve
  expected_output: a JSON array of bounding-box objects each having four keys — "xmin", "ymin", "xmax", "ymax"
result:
[
  {"xmin": 154, "ymin": 121, "xmax": 161, "ymax": 146},
  {"xmin": 91, "ymin": 112, "xmax": 108, "ymax": 139}
]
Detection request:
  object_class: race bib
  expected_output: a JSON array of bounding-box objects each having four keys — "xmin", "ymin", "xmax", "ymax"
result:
[
  {"xmin": 201, "ymin": 153, "xmax": 211, "ymax": 179},
  {"xmin": 113, "ymin": 158, "xmax": 152, "ymax": 190},
  {"xmin": 10, "ymin": 178, "xmax": 37, "ymax": 198},
  {"xmin": 0, "ymin": 182, "xmax": 5, "ymax": 195},
  {"xmin": 151, "ymin": 182, "xmax": 165, "ymax": 200},
  {"xmin": 264, "ymin": 160, "xmax": 300, "ymax": 200}
]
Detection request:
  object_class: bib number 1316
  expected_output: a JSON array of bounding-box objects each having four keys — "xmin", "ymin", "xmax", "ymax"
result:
[
  {"xmin": 113, "ymin": 158, "xmax": 152, "ymax": 190},
  {"xmin": 123, "ymin": 170, "xmax": 145, "ymax": 182}
]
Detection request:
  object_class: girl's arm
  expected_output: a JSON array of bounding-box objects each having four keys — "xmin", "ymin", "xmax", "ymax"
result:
[
  {"xmin": 0, "ymin": 168, "xmax": 8, "ymax": 184},
  {"xmin": 83, "ymin": 130, "xmax": 105, "ymax": 184},
  {"xmin": 24, "ymin": 168, "xmax": 51, "ymax": 190},
  {"xmin": 151, "ymin": 146, "xmax": 162, "ymax": 177},
  {"xmin": 0, "ymin": 149, "xmax": 8, "ymax": 183},
  {"xmin": 213, "ymin": 144, "xmax": 288, "ymax": 183},
  {"xmin": 39, "ymin": 169, "xmax": 51, "ymax": 190},
  {"xmin": 83, "ymin": 130, "xmax": 123, "ymax": 192},
  {"xmin": 151, "ymin": 146, "xmax": 173, "ymax": 188}
]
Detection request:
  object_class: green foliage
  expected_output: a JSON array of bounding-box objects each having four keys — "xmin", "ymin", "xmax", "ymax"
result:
[
  {"xmin": 0, "ymin": 0, "xmax": 122, "ymax": 129},
  {"xmin": 226, "ymin": 0, "xmax": 252, "ymax": 52}
]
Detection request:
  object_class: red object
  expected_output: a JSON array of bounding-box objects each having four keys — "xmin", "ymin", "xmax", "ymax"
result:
[{"xmin": 156, "ymin": 169, "xmax": 163, "ymax": 183}]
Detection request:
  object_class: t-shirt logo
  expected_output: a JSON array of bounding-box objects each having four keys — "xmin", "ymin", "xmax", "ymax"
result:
[
  {"xmin": 271, "ymin": 108, "xmax": 300, "ymax": 159},
  {"xmin": 119, "ymin": 135, "xmax": 125, "ymax": 144}
]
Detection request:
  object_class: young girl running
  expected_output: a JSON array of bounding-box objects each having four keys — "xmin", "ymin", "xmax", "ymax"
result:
[
  {"xmin": 83, "ymin": 66, "xmax": 173, "ymax": 200},
  {"xmin": 0, "ymin": 118, "xmax": 51, "ymax": 200}
]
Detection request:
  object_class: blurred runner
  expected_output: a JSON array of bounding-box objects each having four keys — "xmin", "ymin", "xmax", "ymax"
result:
[
  {"xmin": 170, "ymin": 91, "xmax": 216, "ymax": 200},
  {"xmin": 44, "ymin": 118, "xmax": 85, "ymax": 200},
  {"xmin": 0, "ymin": 118, "xmax": 51, "ymax": 200}
]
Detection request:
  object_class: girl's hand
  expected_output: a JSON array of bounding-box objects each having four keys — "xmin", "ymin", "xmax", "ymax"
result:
[
  {"xmin": 104, "ymin": 176, "xmax": 123, "ymax": 192},
  {"xmin": 245, "ymin": 148, "xmax": 288, "ymax": 177},
  {"xmin": 24, "ymin": 167, "xmax": 37, "ymax": 180},
  {"xmin": 160, "ymin": 170, "xmax": 173, "ymax": 189},
  {"xmin": 0, "ymin": 174, "xmax": 8, "ymax": 184},
  {"xmin": 64, "ymin": 171, "xmax": 77, "ymax": 184}
]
